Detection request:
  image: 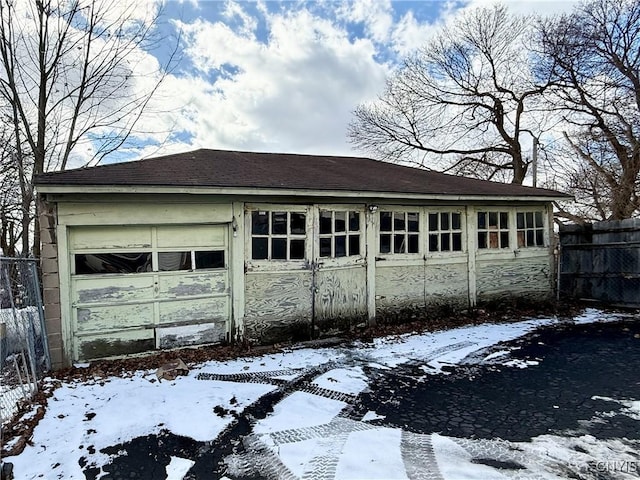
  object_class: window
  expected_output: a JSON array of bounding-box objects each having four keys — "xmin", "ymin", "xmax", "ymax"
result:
[
  {"xmin": 319, "ymin": 210, "xmax": 361, "ymax": 258},
  {"xmin": 428, "ymin": 212, "xmax": 463, "ymax": 252},
  {"xmin": 477, "ymin": 211, "xmax": 509, "ymax": 249},
  {"xmin": 517, "ymin": 211, "xmax": 545, "ymax": 247},
  {"xmin": 251, "ymin": 210, "xmax": 306, "ymax": 260},
  {"xmin": 75, "ymin": 250, "xmax": 225, "ymax": 275},
  {"xmin": 75, "ymin": 253, "xmax": 152, "ymax": 274},
  {"xmin": 379, "ymin": 211, "xmax": 419, "ymax": 254}
]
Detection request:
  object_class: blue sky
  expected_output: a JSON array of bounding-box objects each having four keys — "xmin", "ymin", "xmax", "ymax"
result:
[{"xmin": 105, "ymin": 0, "xmax": 579, "ymax": 164}]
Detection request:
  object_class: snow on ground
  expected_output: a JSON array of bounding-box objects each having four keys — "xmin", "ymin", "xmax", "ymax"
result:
[{"xmin": 4, "ymin": 309, "xmax": 639, "ymax": 479}]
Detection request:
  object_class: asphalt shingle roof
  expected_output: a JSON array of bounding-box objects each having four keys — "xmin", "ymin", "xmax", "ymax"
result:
[{"xmin": 35, "ymin": 148, "xmax": 568, "ymax": 198}]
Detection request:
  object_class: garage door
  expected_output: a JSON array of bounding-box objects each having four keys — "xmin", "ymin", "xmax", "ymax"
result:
[{"xmin": 69, "ymin": 224, "xmax": 230, "ymax": 361}]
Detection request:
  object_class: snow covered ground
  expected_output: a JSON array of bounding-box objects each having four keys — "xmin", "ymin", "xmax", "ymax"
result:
[{"xmin": 3, "ymin": 308, "xmax": 640, "ymax": 479}]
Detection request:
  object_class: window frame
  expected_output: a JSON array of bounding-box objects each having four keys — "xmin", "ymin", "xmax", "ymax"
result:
[
  {"xmin": 318, "ymin": 208, "xmax": 363, "ymax": 259},
  {"xmin": 516, "ymin": 209, "xmax": 547, "ymax": 249},
  {"xmin": 377, "ymin": 209, "xmax": 422, "ymax": 257},
  {"xmin": 425, "ymin": 209, "xmax": 466, "ymax": 256},
  {"xmin": 476, "ymin": 210, "xmax": 511, "ymax": 250}
]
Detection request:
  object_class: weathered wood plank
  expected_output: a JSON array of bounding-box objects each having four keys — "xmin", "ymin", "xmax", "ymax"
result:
[
  {"xmin": 76, "ymin": 329, "xmax": 155, "ymax": 360},
  {"xmin": 156, "ymin": 225, "xmax": 226, "ymax": 248},
  {"xmin": 157, "ymin": 322, "xmax": 226, "ymax": 349},
  {"xmin": 70, "ymin": 226, "xmax": 152, "ymax": 250},
  {"xmin": 75, "ymin": 303, "xmax": 154, "ymax": 332},
  {"xmin": 244, "ymin": 271, "xmax": 312, "ymax": 344},
  {"xmin": 476, "ymin": 257, "xmax": 551, "ymax": 301},
  {"xmin": 73, "ymin": 275, "xmax": 155, "ymax": 304},
  {"xmin": 157, "ymin": 272, "xmax": 227, "ymax": 298},
  {"xmin": 315, "ymin": 265, "xmax": 367, "ymax": 322},
  {"xmin": 158, "ymin": 297, "xmax": 229, "ymax": 325}
]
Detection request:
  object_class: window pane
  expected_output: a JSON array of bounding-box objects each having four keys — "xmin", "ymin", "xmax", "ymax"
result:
[
  {"xmin": 429, "ymin": 234, "xmax": 438, "ymax": 252},
  {"xmin": 407, "ymin": 212, "xmax": 419, "ymax": 232},
  {"xmin": 252, "ymin": 211, "xmax": 269, "ymax": 235},
  {"xmin": 527, "ymin": 230, "xmax": 534, "ymax": 246},
  {"xmin": 517, "ymin": 212, "xmax": 525, "ymax": 229},
  {"xmin": 394, "ymin": 212, "xmax": 405, "ymax": 231},
  {"xmin": 320, "ymin": 211, "xmax": 332, "ymax": 235},
  {"xmin": 290, "ymin": 213, "xmax": 306, "ymax": 234},
  {"xmin": 535, "ymin": 211, "xmax": 543, "ymax": 227},
  {"xmin": 526, "ymin": 212, "xmax": 534, "ymax": 228},
  {"xmin": 349, "ymin": 235, "xmax": 360, "ymax": 256},
  {"xmin": 428, "ymin": 213, "xmax": 438, "ymax": 231},
  {"xmin": 380, "ymin": 234, "xmax": 391, "ymax": 253},
  {"xmin": 75, "ymin": 253, "xmax": 151, "ymax": 275},
  {"xmin": 195, "ymin": 251, "xmax": 224, "ymax": 269},
  {"xmin": 272, "ymin": 238, "xmax": 287, "ymax": 259},
  {"xmin": 536, "ymin": 230, "xmax": 544, "ymax": 246},
  {"xmin": 290, "ymin": 239, "xmax": 305, "ymax": 259},
  {"xmin": 334, "ymin": 211, "xmax": 346, "ymax": 233},
  {"xmin": 335, "ymin": 235, "xmax": 347, "ymax": 257},
  {"xmin": 489, "ymin": 212, "xmax": 498, "ymax": 228},
  {"xmin": 440, "ymin": 233, "xmax": 450, "ymax": 251},
  {"xmin": 158, "ymin": 252, "xmax": 191, "ymax": 271},
  {"xmin": 440, "ymin": 213, "xmax": 449, "ymax": 231},
  {"xmin": 452, "ymin": 213, "xmax": 461, "ymax": 230},
  {"xmin": 500, "ymin": 231, "xmax": 509, "ymax": 248},
  {"xmin": 478, "ymin": 232, "xmax": 487, "ymax": 249},
  {"xmin": 380, "ymin": 212, "xmax": 392, "ymax": 231},
  {"xmin": 490, "ymin": 231, "xmax": 499, "ymax": 248},
  {"xmin": 252, "ymin": 238, "xmax": 268, "ymax": 260},
  {"xmin": 452, "ymin": 233, "xmax": 462, "ymax": 251},
  {"xmin": 500, "ymin": 212, "xmax": 508, "ymax": 228},
  {"xmin": 408, "ymin": 234, "xmax": 419, "ymax": 253},
  {"xmin": 349, "ymin": 212, "xmax": 360, "ymax": 232},
  {"xmin": 478, "ymin": 212, "xmax": 486, "ymax": 229},
  {"xmin": 272, "ymin": 212, "xmax": 287, "ymax": 235},
  {"xmin": 518, "ymin": 231, "xmax": 526, "ymax": 248},
  {"xmin": 319, "ymin": 237, "xmax": 331, "ymax": 257},
  {"xmin": 394, "ymin": 234, "xmax": 405, "ymax": 253}
]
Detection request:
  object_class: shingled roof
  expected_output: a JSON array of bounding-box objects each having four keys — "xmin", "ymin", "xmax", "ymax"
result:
[{"xmin": 36, "ymin": 148, "xmax": 568, "ymax": 199}]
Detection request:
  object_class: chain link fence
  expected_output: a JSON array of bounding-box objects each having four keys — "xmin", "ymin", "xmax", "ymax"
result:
[{"xmin": 1, "ymin": 257, "xmax": 50, "ymax": 425}]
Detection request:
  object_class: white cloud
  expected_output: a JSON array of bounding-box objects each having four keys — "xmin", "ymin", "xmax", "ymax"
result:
[{"xmin": 163, "ymin": 4, "xmax": 390, "ymax": 155}]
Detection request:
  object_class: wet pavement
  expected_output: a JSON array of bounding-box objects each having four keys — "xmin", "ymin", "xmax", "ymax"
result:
[{"xmin": 83, "ymin": 319, "xmax": 640, "ymax": 479}]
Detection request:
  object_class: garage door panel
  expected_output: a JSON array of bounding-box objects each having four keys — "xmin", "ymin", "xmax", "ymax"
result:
[
  {"xmin": 76, "ymin": 329, "xmax": 155, "ymax": 360},
  {"xmin": 158, "ymin": 297, "xmax": 229, "ymax": 325},
  {"xmin": 76, "ymin": 303, "xmax": 154, "ymax": 332},
  {"xmin": 157, "ymin": 272, "xmax": 227, "ymax": 298},
  {"xmin": 158, "ymin": 322, "xmax": 226, "ymax": 349},
  {"xmin": 73, "ymin": 275, "xmax": 155, "ymax": 304},
  {"xmin": 70, "ymin": 226, "xmax": 152, "ymax": 250},
  {"xmin": 156, "ymin": 225, "xmax": 226, "ymax": 248}
]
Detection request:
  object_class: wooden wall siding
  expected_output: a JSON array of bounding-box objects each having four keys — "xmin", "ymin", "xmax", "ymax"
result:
[
  {"xmin": 476, "ymin": 256, "xmax": 552, "ymax": 302},
  {"xmin": 314, "ymin": 265, "xmax": 367, "ymax": 327},
  {"xmin": 244, "ymin": 270, "xmax": 313, "ymax": 343},
  {"xmin": 375, "ymin": 260, "xmax": 469, "ymax": 317}
]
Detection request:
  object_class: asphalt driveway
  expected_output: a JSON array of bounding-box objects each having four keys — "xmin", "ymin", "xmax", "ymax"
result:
[{"xmin": 80, "ymin": 317, "xmax": 640, "ymax": 480}]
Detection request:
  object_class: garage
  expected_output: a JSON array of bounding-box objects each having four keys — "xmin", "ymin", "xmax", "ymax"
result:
[{"xmin": 69, "ymin": 224, "xmax": 230, "ymax": 360}]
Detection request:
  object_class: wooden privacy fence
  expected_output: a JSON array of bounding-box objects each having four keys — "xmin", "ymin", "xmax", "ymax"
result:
[{"xmin": 559, "ymin": 219, "xmax": 640, "ymax": 307}]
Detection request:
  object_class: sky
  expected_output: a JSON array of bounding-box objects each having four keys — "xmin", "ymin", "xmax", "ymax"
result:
[
  {"xmin": 94, "ymin": 0, "xmax": 580, "ymax": 165},
  {"xmin": 5, "ymin": 308, "xmax": 639, "ymax": 479}
]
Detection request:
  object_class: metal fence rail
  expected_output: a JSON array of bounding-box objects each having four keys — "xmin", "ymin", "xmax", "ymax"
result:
[
  {"xmin": 559, "ymin": 219, "xmax": 640, "ymax": 307},
  {"xmin": 1, "ymin": 257, "xmax": 50, "ymax": 425}
]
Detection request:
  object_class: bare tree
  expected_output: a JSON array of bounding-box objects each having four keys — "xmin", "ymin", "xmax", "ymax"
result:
[
  {"xmin": 539, "ymin": 0, "xmax": 640, "ymax": 220},
  {"xmin": 0, "ymin": 0, "xmax": 176, "ymax": 255},
  {"xmin": 348, "ymin": 5, "xmax": 552, "ymax": 184}
]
